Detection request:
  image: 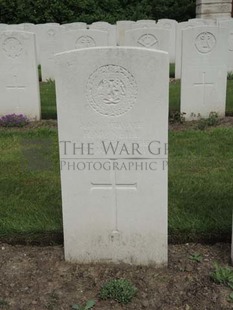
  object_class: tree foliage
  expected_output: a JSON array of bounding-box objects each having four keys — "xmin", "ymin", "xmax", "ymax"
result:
[{"xmin": 0, "ymin": 0, "xmax": 196, "ymax": 24}]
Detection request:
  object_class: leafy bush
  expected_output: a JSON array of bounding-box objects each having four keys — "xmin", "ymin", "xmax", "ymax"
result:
[
  {"xmin": 189, "ymin": 252, "xmax": 203, "ymax": 263},
  {"xmin": 211, "ymin": 263, "xmax": 233, "ymax": 289},
  {"xmin": 0, "ymin": 0, "xmax": 196, "ymax": 24},
  {"xmin": 72, "ymin": 300, "xmax": 95, "ymax": 310},
  {"xmin": 169, "ymin": 111, "xmax": 186, "ymax": 124},
  {"xmin": 197, "ymin": 112, "xmax": 219, "ymax": 130},
  {"xmin": 0, "ymin": 114, "xmax": 29, "ymax": 127},
  {"xmin": 99, "ymin": 279, "xmax": 137, "ymax": 304}
]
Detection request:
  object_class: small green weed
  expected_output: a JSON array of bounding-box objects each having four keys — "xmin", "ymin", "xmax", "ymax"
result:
[
  {"xmin": 207, "ymin": 112, "xmax": 219, "ymax": 126},
  {"xmin": 72, "ymin": 300, "xmax": 95, "ymax": 310},
  {"xmin": 0, "ymin": 299, "xmax": 8, "ymax": 308},
  {"xmin": 211, "ymin": 263, "xmax": 233, "ymax": 289},
  {"xmin": 169, "ymin": 111, "xmax": 186, "ymax": 124},
  {"xmin": 99, "ymin": 279, "xmax": 137, "ymax": 304},
  {"xmin": 189, "ymin": 253, "xmax": 203, "ymax": 263},
  {"xmin": 228, "ymin": 292, "xmax": 233, "ymax": 303},
  {"xmin": 197, "ymin": 112, "xmax": 219, "ymax": 130},
  {"xmin": 46, "ymin": 291, "xmax": 59, "ymax": 310}
]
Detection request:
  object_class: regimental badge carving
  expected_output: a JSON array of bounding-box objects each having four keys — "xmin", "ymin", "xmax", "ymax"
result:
[
  {"xmin": 228, "ymin": 33, "xmax": 233, "ymax": 51},
  {"xmin": 137, "ymin": 34, "xmax": 158, "ymax": 48},
  {"xmin": 195, "ymin": 32, "xmax": 216, "ymax": 54},
  {"xmin": 75, "ymin": 36, "xmax": 96, "ymax": 48},
  {"xmin": 2, "ymin": 37, "xmax": 23, "ymax": 58},
  {"xmin": 87, "ymin": 65, "xmax": 137, "ymax": 117},
  {"xmin": 47, "ymin": 29, "xmax": 56, "ymax": 37}
]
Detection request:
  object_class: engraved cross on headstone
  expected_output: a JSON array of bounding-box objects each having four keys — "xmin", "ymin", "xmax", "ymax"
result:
[
  {"xmin": 6, "ymin": 74, "xmax": 26, "ymax": 113},
  {"xmin": 194, "ymin": 72, "xmax": 214, "ymax": 105},
  {"xmin": 91, "ymin": 169, "xmax": 137, "ymax": 235}
]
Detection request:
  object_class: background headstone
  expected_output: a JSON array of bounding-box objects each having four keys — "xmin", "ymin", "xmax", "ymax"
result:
[
  {"xmin": 175, "ymin": 21, "xmax": 201, "ymax": 79},
  {"xmin": 62, "ymin": 29, "xmax": 109, "ymax": 51},
  {"xmin": 0, "ymin": 24, "xmax": 7, "ymax": 31},
  {"xmin": 131, "ymin": 20, "xmax": 157, "ymax": 29},
  {"xmin": 181, "ymin": 26, "xmax": 228, "ymax": 120},
  {"xmin": 55, "ymin": 47, "xmax": 169, "ymax": 265},
  {"xmin": 36, "ymin": 24, "xmax": 62, "ymax": 81},
  {"xmin": 188, "ymin": 18, "xmax": 216, "ymax": 25},
  {"xmin": 124, "ymin": 27, "xmax": 169, "ymax": 54},
  {"xmin": 157, "ymin": 19, "xmax": 178, "ymax": 63},
  {"xmin": 63, "ymin": 22, "xmax": 87, "ymax": 31},
  {"xmin": 7, "ymin": 24, "xmax": 25, "ymax": 31},
  {"xmin": 0, "ymin": 31, "xmax": 40, "ymax": 120},
  {"xmin": 89, "ymin": 22, "xmax": 117, "ymax": 46},
  {"xmin": 218, "ymin": 19, "xmax": 233, "ymax": 72},
  {"xmin": 20, "ymin": 23, "xmax": 36, "ymax": 32},
  {"xmin": 116, "ymin": 20, "xmax": 135, "ymax": 45}
]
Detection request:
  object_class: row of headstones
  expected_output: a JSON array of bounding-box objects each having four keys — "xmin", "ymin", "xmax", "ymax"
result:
[
  {"xmin": 1, "ymin": 17, "xmax": 233, "ymax": 81},
  {"xmin": 0, "ymin": 30, "xmax": 232, "ymax": 265},
  {"xmin": 0, "ymin": 19, "xmax": 232, "ymax": 121},
  {"xmin": 0, "ymin": 19, "xmax": 177, "ymax": 82}
]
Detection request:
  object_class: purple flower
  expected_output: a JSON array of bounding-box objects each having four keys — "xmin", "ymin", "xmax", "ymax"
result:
[{"xmin": 0, "ymin": 114, "xmax": 29, "ymax": 128}]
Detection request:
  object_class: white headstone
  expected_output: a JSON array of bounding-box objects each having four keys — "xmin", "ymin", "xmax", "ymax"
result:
[
  {"xmin": 219, "ymin": 19, "xmax": 233, "ymax": 72},
  {"xmin": 55, "ymin": 47, "xmax": 169, "ymax": 265},
  {"xmin": 175, "ymin": 21, "xmax": 202, "ymax": 79},
  {"xmin": 62, "ymin": 29, "xmax": 109, "ymax": 51},
  {"xmin": 20, "ymin": 23, "xmax": 36, "ymax": 32},
  {"xmin": 89, "ymin": 21, "xmax": 111, "ymax": 28},
  {"xmin": 0, "ymin": 24, "xmax": 7, "ymax": 31},
  {"xmin": 181, "ymin": 26, "xmax": 228, "ymax": 120},
  {"xmin": 89, "ymin": 22, "xmax": 116, "ymax": 46},
  {"xmin": 36, "ymin": 24, "xmax": 62, "ymax": 81},
  {"xmin": 131, "ymin": 20, "xmax": 157, "ymax": 29},
  {"xmin": 137, "ymin": 19, "xmax": 156, "ymax": 24},
  {"xmin": 116, "ymin": 21, "xmax": 135, "ymax": 45},
  {"xmin": 216, "ymin": 17, "xmax": 233, "ymax": 24},
  {"xmin": 7, "ymin": 24, "xmax": 25, "ymax": 31},
  {"xmin": 157, "ymin": 19, "xmax": 178, "ymax": 63},
  {"xmin": 0, "ymin": 31, "xmax": 40, "ymax": 120},
  {"xmin": 63, "ymin": 22, "xmax": 87, "ymax": 31},
  {"xmin": 124, "ymin": 27, "xmax": 169, "ymax": 54},
  {"xmin": 188, "ymin": 18, "xmax": 216, "ymax": 25}
]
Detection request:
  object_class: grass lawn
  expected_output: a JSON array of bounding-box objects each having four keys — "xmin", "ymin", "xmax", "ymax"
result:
[
  {"xmin": 0, "ymin": 127, "xmax": 62, "ymax": 240},
  {"xmin": 40, "ymin": 81, "xmax": 57, "ymax": 120},
  {"xmin": 0, "ymin": 125, "xmax": 232, "ymax": 243}
]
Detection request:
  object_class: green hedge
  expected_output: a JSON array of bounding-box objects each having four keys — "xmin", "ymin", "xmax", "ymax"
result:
[{"xmin": 0, "ymin": 0, "xmax": 196, "ymax": 24}]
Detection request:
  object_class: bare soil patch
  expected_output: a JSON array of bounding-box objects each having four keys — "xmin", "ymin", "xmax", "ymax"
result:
[{"xmin": 0, "ymin": 243, "xmax": 232, "ymax": 310}]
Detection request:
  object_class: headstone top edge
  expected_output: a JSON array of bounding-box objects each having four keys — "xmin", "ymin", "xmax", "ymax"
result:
[
  {"xmin": 126, "ymin": 27, "xmax": 170, "ymax": 33},
  {"xmin": 55, "ymin": 46, "xmax": 169, "ymax": 58},
  {"xmin": 65, "ymin": 29, "xmax": 108, "ymax": 34},
  {"xmin": 0, "ymin": 30, "xmax": 35, "ymax": 35},
  {"xmin": 182, "ymin": 25, "xmax": 224, "ymax": 32}
]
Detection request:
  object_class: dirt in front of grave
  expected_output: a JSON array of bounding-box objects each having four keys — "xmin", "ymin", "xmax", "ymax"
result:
[{"xmin": 0, "ymin": 243, "xmax": 233, "ymax": 310}]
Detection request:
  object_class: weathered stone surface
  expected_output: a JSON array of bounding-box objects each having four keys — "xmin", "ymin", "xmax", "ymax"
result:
[
  {"xmin": 0, "ymin": 31, "xmax": 40, "ymax": 120},
  {"xmin": 55, "ymin": 47, "xmax": 169, "ymax": 265},
  {"xmin": 181, "ymin": 26, "xmax": 228, "ymax": 120}
]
